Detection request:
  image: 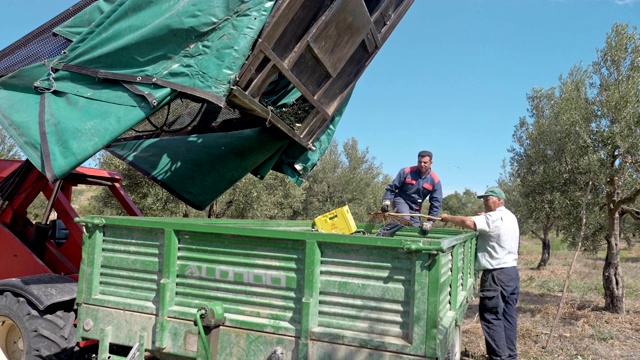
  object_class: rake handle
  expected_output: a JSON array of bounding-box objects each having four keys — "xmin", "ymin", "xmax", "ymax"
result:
[{"xmin": 386, "ymin": 213, "xmax": 442, "ymax": 221}]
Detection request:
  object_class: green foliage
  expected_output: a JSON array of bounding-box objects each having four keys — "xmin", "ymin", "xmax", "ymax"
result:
[
  {"xmin": 302, "ymin": 139, "xmax": 390, "ymax": 222},
  {"xmin": 441, "ymin": 189, "xmax": 483, "ymax": 216},
  {"xmin": 217, "ymin": 138, "xmax": 389, "ymax": 221},
  {"xmin": 439, "ymin": 189, "xmax": 485, "ymax": 230},
  {"xmin": 591, "ymin": 323, "xmax": 616, "ymax": 342},
  {"xmin": 563, "ymin": 206, "xmax": 607, "ymax": 254},
  {"xmin": 625, "ymin": 275, "xmax": 640, "ymax": 300},
  {"xmin": 215, "ymin": 171, "xmax": 305, "ymax": 220},
  {"xmin": 0, "ymin": 126, "xmax": 21, "ymax": 160},
  {"xmin": 506, "ymin": 23, "xmax": 640, "ymax": 312},
  {"xmin": 549, "ymin": 237, "xmax": 568, "ymax": 253},
  {"xmin": 25, "ymin": 194, "xmax": 48, "ymax": 222},
  {"xmin": 508, "ymin": 66, "xmax": 597, "ymax": 242},
  {"xmin": 537, "ymin": 277, "xmax": 564, "ymax": 293}
]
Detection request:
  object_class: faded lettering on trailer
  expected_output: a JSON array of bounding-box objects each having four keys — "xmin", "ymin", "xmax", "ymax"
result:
[{"xmin": 183, "ymin": 264, "xmax": 287, "ymax": 288}]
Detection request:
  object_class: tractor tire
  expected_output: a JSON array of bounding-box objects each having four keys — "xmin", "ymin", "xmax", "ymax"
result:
[
  {"xmin": 0, "ymin": 292, "xmax": 76, "ymax": 360},
  {"xmin": 444, "ymin": 324, "xmax": 461, "ymax": 360}
]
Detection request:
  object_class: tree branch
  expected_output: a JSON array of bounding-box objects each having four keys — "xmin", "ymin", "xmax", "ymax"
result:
[
  {"xmin": 531, "ymin": 230, "xmax": 544, "ymax": 242},
  {"xmin": 619, "ymin": 187, "xmax": 640, "ymax": 207},
  {"xmin": 620, "ymin": 206, "xmax": 640, "ymax": 221},
  {"xmin": 216, "ymin": 199, "xmax": 234, "ymax": 218}
]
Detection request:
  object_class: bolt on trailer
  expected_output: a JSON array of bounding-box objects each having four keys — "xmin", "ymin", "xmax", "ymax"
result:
[{"xmin": 76, "ymin": 217, "xmax": 477, "ymax": 359}]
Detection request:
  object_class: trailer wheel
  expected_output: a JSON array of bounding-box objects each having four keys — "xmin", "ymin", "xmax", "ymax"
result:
[
  {"xmin": 0, "ymin": 292, "xmax": 76, "ymax": 360},
  {"xmin": 444, "ymin": 324, "xmax": 461, "ymax": 360}
]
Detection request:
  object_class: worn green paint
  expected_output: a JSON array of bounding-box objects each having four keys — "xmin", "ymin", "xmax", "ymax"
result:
[
  {"xmin": 156, "ymin": 229, "xmax": 178, "ymax": 349},
  {"xmin": 76, "ymin": 217, "xmax": 476, "ymax": 359},
  {"xmin": 298, "ymin": 240, "xmax": 320, "ymax": 358}
]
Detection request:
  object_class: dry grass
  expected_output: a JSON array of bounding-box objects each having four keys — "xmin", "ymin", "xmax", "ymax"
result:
[{"xmin": 461, "ymin": 236, "xmax": 640, "ymax": 360}]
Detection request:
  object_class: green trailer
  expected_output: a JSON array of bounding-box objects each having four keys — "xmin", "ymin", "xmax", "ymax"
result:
[{"xmin": 75, "ymin": 217, "xmax": 477, "ymax": 360}]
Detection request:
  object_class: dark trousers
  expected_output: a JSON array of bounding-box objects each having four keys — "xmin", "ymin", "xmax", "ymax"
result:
[
  {"xmin": 479, "ymin": 266, "xmax": 520, "ymax": 360},
  {"xmin": 393, "ymin": 197, "xmax": 421, "ymax": 226},
  {"xmin": 377, "ymin": 198, "xmax": 420, "ymax": 237}
]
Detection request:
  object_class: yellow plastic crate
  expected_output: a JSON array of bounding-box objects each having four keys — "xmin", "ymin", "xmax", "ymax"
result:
[{"xmin": 313, "ymin": 205, "xmax": 357, "ymax": 234}]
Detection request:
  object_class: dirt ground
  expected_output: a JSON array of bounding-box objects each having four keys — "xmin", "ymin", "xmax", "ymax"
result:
[{"xmin": 461, "ymin": 236, "xmax": 640, "ymax": 360}]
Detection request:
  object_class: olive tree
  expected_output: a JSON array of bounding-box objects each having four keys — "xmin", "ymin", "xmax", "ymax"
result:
[
  {"xmin": 215, "ymin": 171, "xmax": 305, "ymax": 220},
  {"xmin": 509, "ymin": 71, "xmax": 595, "ymax": 269},
  {"xmin": 509, "ymin": 87, "xmax": 562, "ymax": 269},
  {"xmin": 588, "ymin": 23, "xmax": 640, "ymax": 313},
  {"xmin": 300, "ymin": 138, "xmax": 390, "ymax": 222},
  {"xmin": 441, "ymin": 189, "xmax": 483, "ymax": 218},
  {"xmin": 509, "ymin": 23, "xmax": 640, "ymax": 313}
]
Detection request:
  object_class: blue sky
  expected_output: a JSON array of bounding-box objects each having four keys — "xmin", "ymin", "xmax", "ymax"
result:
[
  {"xmin": 1, "ymin": 0, "xmax": 639, "ymax": 195},
  {"xmin": 338, "ymin": 0, "xmax": 639, "ymax": 195}
]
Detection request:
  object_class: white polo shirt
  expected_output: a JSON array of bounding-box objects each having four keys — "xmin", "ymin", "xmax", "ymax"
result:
[{"xmin": 472, "ymin": 206, "xmax": 519, "ymax": 270}]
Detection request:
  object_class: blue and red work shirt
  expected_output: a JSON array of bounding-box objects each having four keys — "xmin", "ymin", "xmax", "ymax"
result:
[{"xmin": 383, "ymin": 166, "xmax": 443, "ymax": 218}]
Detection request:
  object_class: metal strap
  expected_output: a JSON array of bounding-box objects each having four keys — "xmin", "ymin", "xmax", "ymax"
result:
[
  {"xmin": 120, "ymin": 82, "xmax": 159, "ymax": 108},
  {"xmin": 57, "ymin": 63, "xmax": 226, "ymax": 107}
]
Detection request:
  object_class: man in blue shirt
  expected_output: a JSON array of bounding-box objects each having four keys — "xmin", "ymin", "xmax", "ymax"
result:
[{"xmin": 379, "ymin": 150, "xmax": 443, "ymax": 236}]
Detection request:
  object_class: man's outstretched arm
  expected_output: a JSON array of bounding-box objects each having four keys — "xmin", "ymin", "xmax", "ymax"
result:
[{"xmin": 440, "ymin": 214, "xmax": 477, "ymax": 231}]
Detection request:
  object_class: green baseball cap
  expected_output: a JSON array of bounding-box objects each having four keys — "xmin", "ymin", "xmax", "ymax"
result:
[{"xmin": 477, "ymin": 187, "xmax": 506, "ymax": 200}]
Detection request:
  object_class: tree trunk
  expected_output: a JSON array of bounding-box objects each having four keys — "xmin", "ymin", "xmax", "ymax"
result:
[
  {"xmin": 207, "ymin": 201, "xmax": 217, "ymax": 219},
  {"xmin": 534, "ymin": 222, "xmax": 553, "ymax": 270},
  {"xmin": 537, "ymin": 236, "xmax": 550, "ymax": 270},
  {"xmin": 603, "ymin": 210, "xmax": 625, "ymax": 313}
]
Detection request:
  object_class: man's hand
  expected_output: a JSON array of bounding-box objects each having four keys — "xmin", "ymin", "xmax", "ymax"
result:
[
  {"xmin": 418, "ymin": 221, "xmax": 433, "ymax": 236},
  {"xmin": 380, "ymin": 199, "xmax": 391, "ymax": 213}
]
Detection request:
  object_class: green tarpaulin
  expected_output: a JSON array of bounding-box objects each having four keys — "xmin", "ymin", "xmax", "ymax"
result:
[
  {"xmin": 107, "ymin": 95, "xmax": 350, "ymax": 209},
  {"xmin": 0, "ymin": 0, "xmax": 347, "ymax": 209}
]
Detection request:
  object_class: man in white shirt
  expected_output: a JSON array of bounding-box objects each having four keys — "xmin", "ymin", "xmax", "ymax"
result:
[{"xmin": 440, "ymin": 187, "xmax": 520, "ymax": 360}]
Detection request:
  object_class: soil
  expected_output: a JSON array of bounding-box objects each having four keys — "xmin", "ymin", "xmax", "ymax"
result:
[{"xmin": 461, "ymin": 237, "xmax": 640, "ymax": 360}]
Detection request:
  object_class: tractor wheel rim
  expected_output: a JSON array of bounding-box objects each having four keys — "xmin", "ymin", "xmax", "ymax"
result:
[{"xmin": 0, "ymin": 316, "xmax": 24, "ymax": 360}]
